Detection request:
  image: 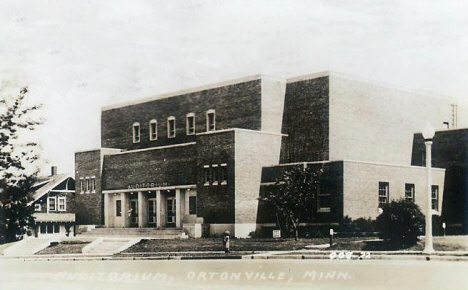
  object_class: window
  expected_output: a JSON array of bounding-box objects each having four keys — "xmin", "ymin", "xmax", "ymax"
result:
[
  {"xmin": 432, "ymin": 185, "xmax": 439, "ymax": 211},
  {"xmin": 212, "ymin": 164, "xmax": 219, "ymax": 185},
  {"xmin": 378, "ymin": 182, "xmax": 389, "ymax": 208},
  {"xmin": 116, "ymin": 200, "xmax": 122, "ymax": 216},
  {"xmin": 80, "ymin": 178, "xmax": 85, "ymax": 194},
  {"xmin": 34, "ymin": 204, "xmax": 41, "ymax": 211},
  {"xmin": 54, "ymin": 224, "xmax": 60, "ymax": 233},
  {"xmin": 58, "ymin": 197, "xmax": 66, "ymax": 211},
  {"xmin": 220, "ymin": 164, "xmax": 227, "ymax": 185},
  {"xmin": 47, "ymin": 223, "xmax": 53, "ymax": 234},
  {"xmin": 203, "ymin": 165, "xmax": 210, "ymax": 186},
  {"xmin": 405, "ymin": 183, "xmax": 415, "ymax": 202},
  {"xmin": 149, "ymin": 119, "xmax": 158, "ymax": 141},
  {"xmin": 85, "ymin": 178, "xmax": 90, "ymax": 193},
  {"xmin": 90, "ymin": 177, "xmax": 96, "ymax": 193},
  {"xmin": 189, "ymin": 196, "xmax": 197, "ymax": 215},
  {"xmin": 40, "ymin": 224, "xmax": 46, "ymax": 234},
  {"xmin": 167, "ymin": 116, "xmax": 176, "ymax": 138},
  {"xmin": 48, "ymin": 197, "xmax": 57, "ymax": 211},
  {"xmin": 186, "ymin": 113, "xmax": 195, "ymax": 135},
  {"xmin": 317, "ymin": 184, "xmax": 331, "ymax": 212},
  {"xmin": 133, "ymin": 122, "xmax": 140, "ymax": 143},
  {"xmin": 206, "ymin": 109, "xmax": 215, "ymax": 132}
]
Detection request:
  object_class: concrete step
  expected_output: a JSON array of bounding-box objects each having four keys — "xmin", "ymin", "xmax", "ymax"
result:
[
  {"xmin": 80, "ymin": 228, "xmax": 184, "ymax": 237},
  {"xmin": 82, "ymin": 238, "xmax": 141, "ymax": 254},
  {"xmin": 3, "ymin": 238, "xmax": 51, "ymax": 256}
]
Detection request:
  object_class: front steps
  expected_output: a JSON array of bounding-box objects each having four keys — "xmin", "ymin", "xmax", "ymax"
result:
[
  {"xmin": 82, "ymin": 237, "xmax": 140, "ymax": 255},
  {"xmin": 80, "ymin": 227, "xmax": 184, "ymax": 239}
]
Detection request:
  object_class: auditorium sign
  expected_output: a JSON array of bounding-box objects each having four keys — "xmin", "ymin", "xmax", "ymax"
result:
[{"xmin": 127, "ymin": 182, "xmax": 170, "ymax": 189}]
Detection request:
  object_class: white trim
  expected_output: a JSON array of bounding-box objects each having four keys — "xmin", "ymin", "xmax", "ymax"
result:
[
  {"xmin": 220, "ymin": 163, "xmax": 227, "ymax": 167},
  {"xmin": 203, "ymin": 165, "xmax": 210, "ymax": 168},
  {"xmin": 102, "ymin": 184, "xmax": 197, "ymax": 194},
  {"xmin": 49, "ymin": 190, "xmax": 75, "ymax": 193},
  {"xmin": 206, "ymin": 109, "xmax": 216, "ymax": 132},
  {"xmin": 186, "ymin": 113, "xmax": 196, "ymax": 135},
  {"xmin": 196, "ymin": 128, "xmax": 287, "ymax": 137},
  {"xmin": 58, "ymin": 196, "xmax": 66, "ymax": 212},
  {"xmin": 149, "ymin": 119, "xmax": 158, "ymax": 141},
  {"xmin": 101, "ymin": 75, "xmax": 261, "ymax": 111},
  {"xmin": 286, "ymin": 71, "xmax": 330, "ymax": 83},
  {"xmin": 132, "ymin": 122, "xmax": 140, "ymax": 143},
  {"xmin": 34, "ymin": 204, "xmax": 41, "ymax": 211},
  {"xmin": 110, "ymin": 142, "xmax": 196, "ymax": 156},
  {"xmin": 167, "ymin": 116, "xmax": 176, "ymax": 138}
]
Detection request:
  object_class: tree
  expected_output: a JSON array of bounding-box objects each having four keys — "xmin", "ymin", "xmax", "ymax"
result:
[
  {"xmin": 262, "ymin": 164, "xmax": 323, "ymax": 240},
  {"xmin": 376, "ymin": 199, "xmax": 425, "ymax": 246},
  {"xmin": 0, "ymin": 87, "xmax": 42, "ymax": 243}
]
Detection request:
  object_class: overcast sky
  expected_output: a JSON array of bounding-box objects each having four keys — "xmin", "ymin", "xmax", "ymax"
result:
[{"xmin": 1, "ymin": 0, "xmax": 467, "ymax": 176}]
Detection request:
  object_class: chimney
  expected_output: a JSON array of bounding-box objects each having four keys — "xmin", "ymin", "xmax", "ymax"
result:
[{"xmin": 51, "ymin": 166, "xmax": 58, "ymax": 176}]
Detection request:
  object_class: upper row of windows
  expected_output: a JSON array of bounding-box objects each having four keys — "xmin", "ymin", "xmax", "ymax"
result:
[{"xmin": 132, "ymin": 110, "xmax": 216, "ymax": 143}]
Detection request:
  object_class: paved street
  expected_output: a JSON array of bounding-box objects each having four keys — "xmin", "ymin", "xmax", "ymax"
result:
[{"xmin": 0, "ymin": 258, "xmax": 467, "ymax": 290}]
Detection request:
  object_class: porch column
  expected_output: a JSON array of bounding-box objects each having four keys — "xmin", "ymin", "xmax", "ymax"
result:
[
  {"xmin": 121, "ymin": 192, "xmax": 129, "ymax": 228},
  {"xmin": 156, "ymin": 190, "xmax": 161, "ymax": 228},
  {"xmin": 138, "ymin": 191, "xmax": 144, "ymax": 228},
  {"xmin": 175, "ymin": 189, "xmax": 181, "ymax": 228},
  {"xmin": 104, "ymin": 192, "xmax": 110, "ymax": 227}
]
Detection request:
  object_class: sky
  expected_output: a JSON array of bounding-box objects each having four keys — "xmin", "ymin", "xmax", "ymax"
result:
[{"xmin": 1, "ymin": 0, "xmax": 467, "ymax": 176}]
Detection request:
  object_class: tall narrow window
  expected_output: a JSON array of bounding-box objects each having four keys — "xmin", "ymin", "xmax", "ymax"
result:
[
  {"xmin": 431, "ymin": 185, "xmax": 439, "ymax": 211},
  {"xmin": 206, "ymin": 109, "xmax": 215, "ymax": 132},
  {"xmin": 378, "ymin": 182, "xmax": 389, "ymax": 208},
  {"xmin": 80, "ymin": 178, "xmax": 85, "ymax": 194},
  {"xmin": 133, "ymin": 122, "xmax": 140, "ymax": 143},
  {"xmin": 186, "ymin": 113, "xmax": 195, "ymax": 135},
  {"xmin": 203, "ymin": 165, "xmax": 210, "ymax": 186},
  {"xmin": 167, "ymin": 116, "xmax": 176, "ymax": 138},
  {"xmin": 212, "ymin": 164, "xmax": 219, "ymax": 185},
  {"xmin": 149, "ymin": 119, "xmax": 158, "ymax": 141},
  {"xmin": 189, "ymin": 196, "xmax": 197, "ymax": 215},
  {"xmin": 220, "ymin": 163, "xmax": 227, "ymax": 185},
  {"xmin": 48, "ymin": 197, "xmax": 57, "ymax": 212},
  {"xmin": 85, "ymin": 178, "xmax": 90, "ymax": 193},
  {"xmin": 405, "ymin": 183, "xmax": 415, "ymax": 202},
  {"xmin": 116, "ymin": 200, "xmax": 122, "ymax": 216},
  {"xmin": 91, "ymin": 177, "xmax": 96, "ymax": 193},
  {"xmin": 318, "ymin": 184, "xmax": 331, "ymax": 212}
]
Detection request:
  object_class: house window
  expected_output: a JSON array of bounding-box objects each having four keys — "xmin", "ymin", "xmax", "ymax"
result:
[
  {"xmin": 116, "ymin": 200, "xmax": 122, "ymax": 216},
  {"xmin": 432, "ymin": 185, "xmax": 439, "ymax": 211},
  {"xmin": 133, "ymin": 122, "xmax": 140, "ymax": 143},
  {"xmin": 80, "ymin": 178, "xmax": 85, "ymax": 194},
  {"xmin": 48, "ymin": 197, "xmax": 57, "ymax": 211},
  {"xmin": 186, "ymin": 113, "xmax": 195, "ymax": 135},
  {"xmin": 47, "ymin": 223, "xmax": 53, "ymax": 234},
  {"xmin": 40, "ymin": 224, "xmax": 46, "ymax": 234},
  {"xmin": 212, "ymin": 164, "xmax": 219, "ymax": 185},
  {"xmin": 203, "ymin": 165, "xmax": 210, "ymax": 186},
  {"xmin": 58, "ymin": 197, "xmax": 66, "ymax": 211},
  {"xmin": 54, "ymin": 224, "xmax": 60, "ymax": 233},
  {"xmin": 378, "ymin": 182, "xmax": 389, "ymax": 208},
  {"xmin": 34, "ymin": 204, "xmax": 41, "ymax": 211},
  {"xmin": 318, "ymin": 184, "xmax": 331, "ymax": 212},
  {"xmin": 85, "ymin": 178, "xmax": 90, "ymax": 193},
  {"xmin": 167, "ymin": 116, "xmax": 176, "ymax": 138},
  {"xmin": 206, "ymin": 109, "xmax": 215, "ymax": 132},
  {"xmin": 220, "ymin": 164, "xmax": 227, "ymax": 185},
  {"xmin": 149, "ymin": 119, "xmax": 158, "ymax": 141},
  {"xmin": 405, "ymin": 183, "xmax": 415, "ymax": 202},
  {"xmin": 189, "ymin": 196, "xmax": 197, "ymax": 215}
]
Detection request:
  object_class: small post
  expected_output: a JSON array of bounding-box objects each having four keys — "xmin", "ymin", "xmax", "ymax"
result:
[
  {"xmin": 442, "ymin": 222, "xmax": 446, "ymax": 237},
  {"xmin": 329, "ymin": 228, "xmax": 334, "ymax": 247}
]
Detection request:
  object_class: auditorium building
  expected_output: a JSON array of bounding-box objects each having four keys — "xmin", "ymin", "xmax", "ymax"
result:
[{"xmin": 75, "ymin": 72, "xmax": 458, "ymax": 238}]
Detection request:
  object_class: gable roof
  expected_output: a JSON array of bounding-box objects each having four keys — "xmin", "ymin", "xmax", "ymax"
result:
[{"xmin": 28, "ymin": 174, "xmax": 74, "ymax": 205}]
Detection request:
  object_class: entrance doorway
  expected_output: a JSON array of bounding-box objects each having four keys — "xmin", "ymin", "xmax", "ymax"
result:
[
  {"xmin": 130, "ymin": 199, "xmax": 138, "ymax": 228},
  {"xmin": 148, "ymin": 198, "xmax": 157, "ymax": 227},
  {"xmin": 166, "ymin": 196, "xmax": 176, "ymax": 228}
]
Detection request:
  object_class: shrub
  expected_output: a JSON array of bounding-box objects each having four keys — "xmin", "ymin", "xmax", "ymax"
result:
[
  {"xmin": 340, "ymin": 216, "xmax": 376, "ymax": 233},
  {"xmin": 376, "ymin": 199, "xmax": 425, "ymax": 246}
]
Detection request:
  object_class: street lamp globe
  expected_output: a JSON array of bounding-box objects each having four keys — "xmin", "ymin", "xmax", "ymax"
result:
[{"xmin": 422, "ymin": 123, "xmax": 435, "ymax": 140}]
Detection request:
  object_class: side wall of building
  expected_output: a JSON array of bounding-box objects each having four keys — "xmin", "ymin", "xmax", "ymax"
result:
[
  {"xmin": 101, "ymin": 80, "xmax": 262, "ymax": 150},
  {"xmin": 280, "ymin": 76, "xmax": 330, "ymax": 163},
  {"xmin": 343, "ymin": 161, "xmax": 445, "ymax": 220},
  {"xmin": 75, "ymin": 150, "xmax": 103, "ymax": 225},
  {"xmin": 329, "ymin": 74, "xmax": 454, "ymax": 165}
]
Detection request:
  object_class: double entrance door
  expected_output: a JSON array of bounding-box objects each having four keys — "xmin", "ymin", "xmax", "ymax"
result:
[
  {"xmin": 128, "ymin": 192, "xmax": 177, "ymax": 228},
  {"xmin": 129, "ymin": 199, "xmax": 138, "ymax": 228}
]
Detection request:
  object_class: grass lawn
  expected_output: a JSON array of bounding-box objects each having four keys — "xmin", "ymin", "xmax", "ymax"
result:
[
  {"xmin": 330, "ymin": 236, "xmax": 468, "ymax": 252},
  {"xmin": 36, "ymin": 240, "xmax": 90, "ymax": 255},
  {"xmin": 123, "ymin": 237, "xmax": 379, "ymax": 253}
]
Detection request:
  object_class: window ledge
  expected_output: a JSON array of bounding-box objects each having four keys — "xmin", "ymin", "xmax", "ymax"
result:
[
  {"xmin": 221, "ymin": 181, "xmax": 227, "ymax": 185},
  {"xmin": 318, "ymin": 208, "xmax": 331, "ymax": 213}
]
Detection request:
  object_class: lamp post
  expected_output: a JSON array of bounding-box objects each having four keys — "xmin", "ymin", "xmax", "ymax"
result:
[{"xmin": 422, "ymin": 123, "xmax": 435, "ymax": 254}]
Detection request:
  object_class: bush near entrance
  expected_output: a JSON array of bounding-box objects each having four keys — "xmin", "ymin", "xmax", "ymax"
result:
[{"xmin": 376, "ymin": 199, "xmax": 425, "ymax": 246}]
